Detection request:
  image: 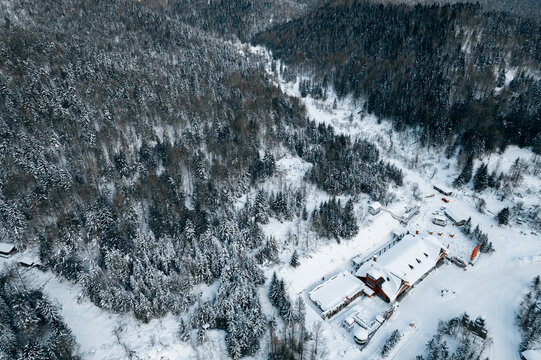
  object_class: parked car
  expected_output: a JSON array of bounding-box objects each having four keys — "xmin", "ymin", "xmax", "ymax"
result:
[
  {"xmin": 451, "ymin": 256, "xmax": 467, "ymax": 268},
  {"xmin": 432, "ymin": 216, "xmax": 447, "ymax": 227}
]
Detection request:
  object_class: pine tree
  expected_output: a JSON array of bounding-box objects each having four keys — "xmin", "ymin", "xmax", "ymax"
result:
[
  {"xmin": 454, "ymin": 156, "xmax": 474, "ymax": 187},
  {"xmin": 487, "ymin": 169, "xmax": 499, "ymax": 189},
  {"xmin": 440, "ymin": 340, "xmax": 450, "ymax": 359},
  {"xmin": 263, "ymin": 153, "xmax": 276, "ymax": 177},
  {"xmin": 293, "ymin": 296, "xmax": 306, "ymax": 324},
  {"xmin": 302, "ymin": 206, "xmax": 308, "ymax": 221},
  {"xmin": 197, "ymin": 326, "xmax": 206, "ymax": 345},
  {"xmin": 342, "ymin": 199, "xmax": 359, "ymax": 238},
  {"xmin": 497, "ymin": 207, "xmax": 510, "ymax": 225},
  {"xmin": 473, "ymin": 163, "xmax": 488, "ymax": 192},
  {"xmin": 272, "ymin": 192, "xmax": 287, "ymax": 221},
  {"xmin": 268, "ymin": 272, "xmax": 279, "ymax": 306},
  {"xmin": 254, "ymin": 191, "xmax": 269, "ymax": 224},
  {"xmin": 290, "ymin": 250, "xmax": 300, "ymax": 268},
  {"xmin": 178, "ymin": 318, "xmax": 190, "ymax": 342},
  {"xmin": 510, "ymin": 158, "xmax": 524, "ymax": 186},
  {"xmin": 425, "ymin": 338, "xmax": 439, "ymax": 360},
  {"xmin": 462, "ymin": 217, "xmax": 472, "ymax": 235}
]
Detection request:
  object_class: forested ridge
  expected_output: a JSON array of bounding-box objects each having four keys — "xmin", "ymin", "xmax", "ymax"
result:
[
  {"xmin": 0, "ymin": 0, "xmax": 401, "ymax": 357},
  {"xmin": 0, "ymin": 268, "xmax": 79, "ymax": 359},
  {"xmin": 168, "ymin": 0, "xmax": 321, "ymax": 42},
  {"xmin": 1, "ymin": 0, "xmax": 539, "ymax": 357},
  {"xmin": 254, "ymin": 0, "xmax": 541, "ymax": 155}
]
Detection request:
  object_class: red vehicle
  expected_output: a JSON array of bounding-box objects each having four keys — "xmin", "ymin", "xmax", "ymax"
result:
[{"xmin": 441, "ymin": 198, "xmax": 449, "ymax": 203}]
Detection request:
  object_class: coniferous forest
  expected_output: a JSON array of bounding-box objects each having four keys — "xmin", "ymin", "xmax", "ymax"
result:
[
  {"xmin": 0, "ymin": 0, "xmax": 540, "ymax": 358},
  {"xmin": 254, "ymin": 0, "xmax": 541, "ymax": 155}
]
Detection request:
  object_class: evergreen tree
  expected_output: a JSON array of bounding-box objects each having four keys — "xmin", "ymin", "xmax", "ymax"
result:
[
  {"xmin": 342, "ymin": 199, "xmax": 358, "ymax": 238},
  {"xmin": 454, "ymin": 156, "xmax": 474, "ymax": 187},
  {"xmin": 473, "ymin": 163, "xmax": 489, "ymax": 192},
  {"xmin": 197, "ymin": 326, "xmax": 207, "ymax": 345},
  {"xmin": 302, "ymin": 206, "xmax": 308, "ymax": 221},
  {"xmin": 178, "ymin": 318, "xmax": 190, "ymax": 342},
  {"xmin": 254, "ymin": 191, "xmax": 270, "ymax": 224},
  {"xmin": 487, "ymin": 170, "xmax": 499, "ymax": 189},
  {"xmin": 290, "ymin": 250, "xmax": 300, "ymax": 268},
  {"xmin": 462, "ymin": 217, "xmax": 472, "ymax": 235},
  {"xmin": 268, "ymin": 272, "xmax": 280, "ymax": 306},
  {"xmin": 293, "ymin": 296, "xmax": 306, "ymax": 324},
  {"xmin": 497, "ymin": 207, "xmax": 510, "ymax": 225}
]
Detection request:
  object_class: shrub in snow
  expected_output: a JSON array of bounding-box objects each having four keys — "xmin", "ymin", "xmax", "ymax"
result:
[
  {"xmin": 418, "ymin": 314, "xmax": 491, "ymax": 360},
  {"xmin": 381, "ymin": 329, "xmax": 402, "ymax": 357},
  {"xmin": 475, "ymin": 198, "xmax": 486, "ymax": 213},
  {"xmin": 518, "ymin": 276, "xmax": 541, "ymax": 351}
]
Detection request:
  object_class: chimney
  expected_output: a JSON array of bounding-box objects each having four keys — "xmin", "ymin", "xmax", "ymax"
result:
[{"xmin": 373, "ymin": 256, "xmax": 377, "ymax": 262}]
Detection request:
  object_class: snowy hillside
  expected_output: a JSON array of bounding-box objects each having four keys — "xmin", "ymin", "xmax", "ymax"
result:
[
  {"xmin": 0, "ymin": 1, "xmax": 540, "ymax": 360},
  {"xmin": 246, "ymin": 47, "xmax": 541, "ymax": 360}
]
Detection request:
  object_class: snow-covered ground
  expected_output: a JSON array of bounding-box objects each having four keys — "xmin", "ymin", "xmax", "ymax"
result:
[
  {"xmin": 0, "ymin": 256, "xmax": 229, "ymax": 360},
  {"xmin": 249, "ymin": 45, "xmax": 541, "ymax": 360},
  {"xmin": 1, "ymin": 44, "xmax": 539, "ymax": 360}
]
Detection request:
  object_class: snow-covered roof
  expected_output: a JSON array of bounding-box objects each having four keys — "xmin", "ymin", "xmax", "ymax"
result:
[
  {"xmin": 354, "ymin": 327, "xmax": 368, "ymax": 340},
  {"xmin": 355, "ymin": 235, "xmax": 444, "ymax": 302},
  {"xmin": 522, "ymin": 350, "xmax": 541, "ymax": 360},
  {"xmin": 309, "ymin": 272, "xmax": 366, "ymax": 313},
  {"xmin": 444, "ymin": 208, "xmax": 467, "ymax": 222},
  {"xmin": 352, "ymin": 255, "xmax": 363, "ymax": 266},
  {"xmin": 19, "ymin": 255, "xmax": 41, "ymax": 266},
  {"xmin": 0, "ymin": 242, "xmax": 15, "ymax": 254},
  {"xmin": 433, "ymin": 184, "xmax": 452, "ymax": 194},
  {"xmin": 434, "ymin": 215, "xmax": 446, "ymax": 222},
  {"xmin": 369, "ymin": 202, "xmax": 381, "ymax": 210}
]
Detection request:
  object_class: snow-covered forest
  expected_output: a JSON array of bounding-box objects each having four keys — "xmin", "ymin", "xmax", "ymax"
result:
[{"xmin": 0, "ymin": 0, "xmax": 539, "ymax": 359}]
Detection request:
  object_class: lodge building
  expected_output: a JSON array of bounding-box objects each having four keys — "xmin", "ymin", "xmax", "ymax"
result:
[{"xmin": 354, "ymin": 235, "xmax": 446, "ymax": 303}]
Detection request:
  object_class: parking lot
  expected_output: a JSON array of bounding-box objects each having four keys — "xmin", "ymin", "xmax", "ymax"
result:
[{"xmin": 321, "ymin": 292, "xmax": 393, "ymax": 348}]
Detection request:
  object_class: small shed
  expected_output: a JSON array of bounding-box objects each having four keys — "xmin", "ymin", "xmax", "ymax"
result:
[
  {"xmin": 369, "ymin": 202, "xmax": 381, "ymax": 215},
  {"xmin": 18, "ymin": 256, "xmax": 42, "ymax": 268},
  {"xmin": 0, "ymin": 242, "xmax": 16, "ymax": 258},
  {"xmin": 433, "ymin": 185, "xmax": 452, "ymax": 196}
]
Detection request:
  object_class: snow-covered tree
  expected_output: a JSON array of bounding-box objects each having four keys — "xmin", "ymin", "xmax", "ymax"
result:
[
  {"xmin": 290, "ymin": 250, "xmax": 300, "ymax": 268},
  {"xmin": 497, "ymin": 207, "xmax": 510, "ymax": 225}
]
